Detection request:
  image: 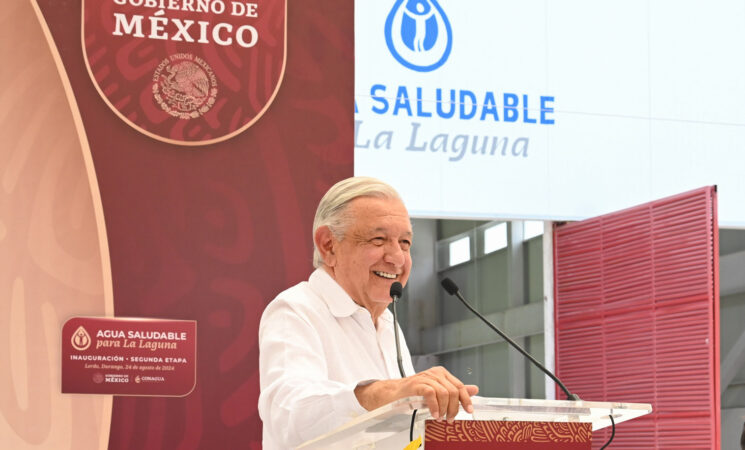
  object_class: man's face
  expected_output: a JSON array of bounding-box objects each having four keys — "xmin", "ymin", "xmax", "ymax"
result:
[{"xmin": 328, "ymin": 196, "xmax": 413, "ymax": 314}]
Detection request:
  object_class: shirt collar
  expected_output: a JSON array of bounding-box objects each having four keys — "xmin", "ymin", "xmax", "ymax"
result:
[
  {"xmin": 309, "ymin": 268, "xmax": 360, "ymax": 318},
  {"xmin": 309, "ymin": 268, "xmax": 394, "ymax": 324}
]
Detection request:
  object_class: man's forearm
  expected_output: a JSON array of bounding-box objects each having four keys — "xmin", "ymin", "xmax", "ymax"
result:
[
  {"xmin": 354, "ymin": 379, "xmax": 401, "ymax": 411},
  {"xmin": 353, "ymin": 366, "xmax": 478, "ymax": 422}
]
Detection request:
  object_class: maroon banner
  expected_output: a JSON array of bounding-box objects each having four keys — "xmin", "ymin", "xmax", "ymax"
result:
[
  {"xmin": 34, "ymin": 0, "xmax": 353, "ymax": 447},
  {"xmin": 83, "ymin": 0, "xmax": 286, "ymax": 144},
  {"xmin": 425, "ymin": 420, "xmax": 592, "ymax": 450},
  {"xmin": 63, "ymin": 317, "xmax": 196, "ymax": 396}
]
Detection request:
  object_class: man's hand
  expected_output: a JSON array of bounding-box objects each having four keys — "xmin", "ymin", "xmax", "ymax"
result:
[{"xmin": 354, "ymin": 366, "xmax": 479, "ymax": 423}]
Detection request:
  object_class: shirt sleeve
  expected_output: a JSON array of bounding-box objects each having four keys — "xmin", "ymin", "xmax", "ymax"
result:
[{"xmin": 258, "ymin": 298, "xmax": 368, "ymax": 448}]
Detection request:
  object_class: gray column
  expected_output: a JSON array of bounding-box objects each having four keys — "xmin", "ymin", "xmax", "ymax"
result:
[
  {"xmin": 408, "ymin": 218, "xmax": 439, "ymax": 371},
  {"xmin": 507, "ymin": 221, "xmax": 526, "ymax": 398}
]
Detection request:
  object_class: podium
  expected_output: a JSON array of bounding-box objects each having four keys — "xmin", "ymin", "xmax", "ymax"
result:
[{"xmin": 297, "ymin": 396, "xmax": 652, "ymax": 449}]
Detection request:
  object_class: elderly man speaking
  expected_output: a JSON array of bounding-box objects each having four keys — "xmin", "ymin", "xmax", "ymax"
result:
[{"xmin": 258, "ymin": 176, "xmax": 478, "ymax": 449}]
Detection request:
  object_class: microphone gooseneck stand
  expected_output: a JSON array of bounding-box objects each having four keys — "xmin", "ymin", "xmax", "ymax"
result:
[
  {"xmin": 440, "ymin": 277, "xmax": 617, "ymax": 447},
  {"xmin": 389, "ymin": 282, "xmax": 419, "ymax": 445},
  {"xmin": 440, "ymin": 277, "xmax": 580, "ymax": 401}
]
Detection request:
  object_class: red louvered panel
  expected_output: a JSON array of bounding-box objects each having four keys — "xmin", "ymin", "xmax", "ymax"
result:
[{"xmin": 554, "ymin": 187, "xmax": 720, "ymax": 449}]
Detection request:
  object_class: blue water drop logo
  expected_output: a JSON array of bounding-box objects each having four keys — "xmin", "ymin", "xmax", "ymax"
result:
[{"xmin": 385, "ymin": 0, "xmax": 453, "ymax": 72}]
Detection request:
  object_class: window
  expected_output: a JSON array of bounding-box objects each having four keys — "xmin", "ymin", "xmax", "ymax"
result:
[
  {"xmin": 449, "ymin": 236, "xmax": 471, "ymax": 266},
  {"xmin": 483, "ymin": 222, "xmax": 507, "ymax": 254},
  {"xmin": 523, "ymin": 221, "xmax": 544, "ymax": 240}
]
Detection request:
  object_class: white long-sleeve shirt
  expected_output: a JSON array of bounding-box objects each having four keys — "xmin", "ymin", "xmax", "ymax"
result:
[{"xmin": 258, "ymin": 269, "xmax": 415, "ymax": 449}]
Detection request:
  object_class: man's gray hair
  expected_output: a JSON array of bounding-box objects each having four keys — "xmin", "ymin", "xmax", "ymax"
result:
[{"xmin": 312, "ymin": 176, "xmax": 402, "ymax": 268}]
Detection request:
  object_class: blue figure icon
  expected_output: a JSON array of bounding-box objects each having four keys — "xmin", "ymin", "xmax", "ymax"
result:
[
  {"xmin": 402, "ymin": 0, "xmax": 436, "ymax": 52},
  {"xmin": 385, "ymin": 0, "xmax": 452, "ymax": 72}
]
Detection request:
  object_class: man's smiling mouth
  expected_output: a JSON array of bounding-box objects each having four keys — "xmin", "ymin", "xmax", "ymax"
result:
[{"xmin": 373, "ymin": 271, "xmax": 397, "ymax": 279}]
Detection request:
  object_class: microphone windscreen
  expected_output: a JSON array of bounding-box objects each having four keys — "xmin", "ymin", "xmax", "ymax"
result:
[
  {"xmin": 440, "ymin": 278, "xmax": 459, "ymax": 295},
  {"xmin": 389, "ymin": 281, "xmax": 403, "ymax": 298}
]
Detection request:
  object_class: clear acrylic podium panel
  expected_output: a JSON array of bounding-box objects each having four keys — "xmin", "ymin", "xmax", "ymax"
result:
[{"xmin": 297, "ymin": 396, "xmax": 653, "ymax": 450}]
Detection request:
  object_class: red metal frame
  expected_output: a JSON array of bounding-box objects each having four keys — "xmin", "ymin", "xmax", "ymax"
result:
[
  {"xmin": 553, "ymin": 186, "xmax": 720, "ymax": 449},
  {"xmin": 711, "ymin": 187, "xmax": 721, "ymax": 448}
]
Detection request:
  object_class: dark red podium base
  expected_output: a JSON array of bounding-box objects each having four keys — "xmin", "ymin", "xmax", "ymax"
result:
[{"xmin": 425, "ymin": 420, "xmax": 592, "ymax": 449}]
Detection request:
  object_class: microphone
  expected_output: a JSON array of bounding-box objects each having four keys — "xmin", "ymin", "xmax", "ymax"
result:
[
  {"xmin": 390, "ymin": 281, "xmax": 403, "ymax": 300},
  {"xmin": 389, "ymin": 282, "xmax": 407, "ymax": 378},
  {"xmin": 440, "ymin": 277, "xmax": 580, "ymax": 401}
]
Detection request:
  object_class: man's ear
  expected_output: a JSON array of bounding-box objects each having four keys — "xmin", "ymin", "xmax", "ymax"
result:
[{"xmin": 314, "ymin": 226, "xmax": 337, "ymax": 267}]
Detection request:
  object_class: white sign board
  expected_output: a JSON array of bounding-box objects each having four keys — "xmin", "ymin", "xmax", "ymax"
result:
[{"xmin": 355, "ymin": 0, "xmax": 745, "ymax": 227}]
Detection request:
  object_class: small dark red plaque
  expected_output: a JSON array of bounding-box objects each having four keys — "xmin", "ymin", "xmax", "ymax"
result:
[{"xmin": 62, "ymin": 317, "xmax": 196, "ymax": 396}]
